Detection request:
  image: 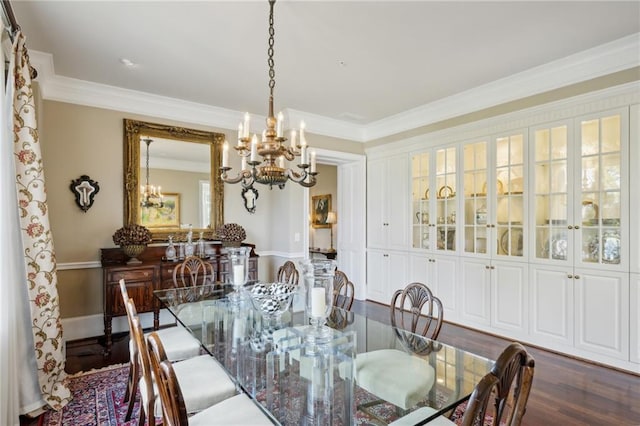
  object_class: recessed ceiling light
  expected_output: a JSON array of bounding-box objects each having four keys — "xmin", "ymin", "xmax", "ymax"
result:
[{"xmin": 119, "ymin": 58, "xmax": 137, "ymax": 67}]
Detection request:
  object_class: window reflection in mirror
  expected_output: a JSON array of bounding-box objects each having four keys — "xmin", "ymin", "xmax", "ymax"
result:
[{"xmin": 123, "ymin": 119, "xmax": 224, "ymax": 241}]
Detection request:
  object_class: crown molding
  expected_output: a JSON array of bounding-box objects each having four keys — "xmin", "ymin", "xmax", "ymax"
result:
[{"xmin": 30, "ymin": 33, "xmax": 639, "ymax": 143}]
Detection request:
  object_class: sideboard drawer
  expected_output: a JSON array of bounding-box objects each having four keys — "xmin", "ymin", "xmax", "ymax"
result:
[{"xmin": 108, "ymin": 267, "xmax": 155, "ymax": 282}]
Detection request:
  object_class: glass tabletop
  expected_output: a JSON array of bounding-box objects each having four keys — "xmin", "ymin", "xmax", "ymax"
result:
[{"xmin": 154, "ymin": 285, "xmax": 493, "ymax": 425}]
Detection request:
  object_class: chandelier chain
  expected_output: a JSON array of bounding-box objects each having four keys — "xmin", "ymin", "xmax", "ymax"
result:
[{"xmin": 268, "ymin": 0, "xmax": 275, "ymax": 96}]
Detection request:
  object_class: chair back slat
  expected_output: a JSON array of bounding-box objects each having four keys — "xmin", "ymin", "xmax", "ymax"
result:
[
  {"xmin": 173, "ymin": 256, "xmax": 213, "ymax": 287},
  {"xmin": 333, "ymin": 270, "xmax": 355, "ymax": 310},
  {"xmin": 390, "ymin": 282, "xmax": 443, "ymax": 340},
  {"xmin": 461, "ymin": 342, "xmax": 535, "ymax": 426},
  {"xmin": 276, "ymin": 261, "xmax": 299, "ymax": 286}
]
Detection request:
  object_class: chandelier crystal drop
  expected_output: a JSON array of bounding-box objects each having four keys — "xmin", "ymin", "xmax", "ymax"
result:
[
  {"xmin": 140, "ymin": 137, "xmax": 164, "ymax": 208},
  {"xmin": 220, "ymin": 0, "xmax": 317, "ymax": 190}
]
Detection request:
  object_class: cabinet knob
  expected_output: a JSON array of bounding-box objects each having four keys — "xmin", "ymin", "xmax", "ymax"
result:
[
  {"xmin": 143, "ymin": 272, "xmax": 149, "ymax": 277},
  {"xmin": 486, "ymin": 224, "xmax": 491, "ymax": 228},
  {"xmin": 491, "ymin": 224, "xmax": 496, "ymax": 228},
  {"xmin": 491, "ymin": 265, "xmax": 495, "ymax": 270},
  {"xmin": 567, "ymin": 274, "xmax": 573, "ymax": 279},
  {"xmin": 574, "ymin": 225, "xmax": 580, "ymax": 230},
  {"xmin": 567, "ymin": 225, "xmax": 573, "ymax": 230},
  {"xmin": 574, "ymin": 275, "xmax": 580, "ymax": 279},
  {"xmin": 485, "ymin": 265, "xmax": 490, "ymax": 269}
]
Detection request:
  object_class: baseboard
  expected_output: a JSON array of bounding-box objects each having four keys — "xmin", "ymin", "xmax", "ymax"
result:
[{"xmin": 61, "ymin": 310, "xmax": 177, "ymax": 342}]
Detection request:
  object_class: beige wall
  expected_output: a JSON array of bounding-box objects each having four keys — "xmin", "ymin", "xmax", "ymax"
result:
[{"xmin": 40, "ymin": 100, "xmax": 362, "ymax": 319}]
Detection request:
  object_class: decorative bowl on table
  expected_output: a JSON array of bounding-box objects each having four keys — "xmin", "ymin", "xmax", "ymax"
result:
[{"xmin": 249, "ymin": 282, "xmax": 296, "ymax": 319}]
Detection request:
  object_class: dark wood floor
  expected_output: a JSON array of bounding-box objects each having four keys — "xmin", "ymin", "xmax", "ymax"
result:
[{"xmin": 24, "ymin": 300, "xmax": 640, "ymax": 425}]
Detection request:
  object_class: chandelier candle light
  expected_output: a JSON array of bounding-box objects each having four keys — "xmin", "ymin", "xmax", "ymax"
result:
[
  {"xmin": 140, "ymin": 137, "xmax": 163, "ymax": 208},
  {"xmin": 220, "ymin": 0, "xmax": 318, "ymax": 191}
]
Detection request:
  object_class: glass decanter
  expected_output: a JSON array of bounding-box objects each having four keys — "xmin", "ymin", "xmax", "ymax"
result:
[{"xmin": 165, "ymin": 235, "xmax": 176, "ymax": 261}]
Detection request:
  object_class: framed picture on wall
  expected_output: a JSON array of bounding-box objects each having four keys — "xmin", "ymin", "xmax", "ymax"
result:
[
  {"xmin": 312, "ymin": 194, "xmax": 331, "ymax": 228},
  {"xmin": 140, "ymin": 192, "xmax": 180, "ymax": 228}
]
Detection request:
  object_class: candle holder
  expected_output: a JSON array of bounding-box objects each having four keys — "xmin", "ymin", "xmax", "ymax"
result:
[
  {"xmin": 227, "ymin": 247, "xmax": 249, "ymax": 303},
  {"xmin": 301, "ymin": 259, "xmax": 336, "ymax": 344}
]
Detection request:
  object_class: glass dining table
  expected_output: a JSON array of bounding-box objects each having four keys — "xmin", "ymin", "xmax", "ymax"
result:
[{"xmin": 154, "ymin": 284, "xmax": 493, "ymax": 425}]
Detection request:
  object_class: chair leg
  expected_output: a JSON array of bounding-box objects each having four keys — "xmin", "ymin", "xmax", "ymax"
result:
[
  {"xmin": 123, "ymin": 361, "xmax": 133, "ymax": 402},
  {"xmin": 124, "ymin": 360, "xmax": 139, "ymax": 421}
]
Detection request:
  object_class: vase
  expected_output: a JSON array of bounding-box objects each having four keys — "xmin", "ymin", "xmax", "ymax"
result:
[
  {"xmin": 121, "ymin": 244, "xmax": 146, "ymax": 264},
  {"xmin": 301, "ymin": 259, "xmax": 336, "ymax": 343}
]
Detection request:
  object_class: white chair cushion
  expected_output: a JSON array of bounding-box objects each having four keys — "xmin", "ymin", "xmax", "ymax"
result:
[
  {"xmin": 173, "ymin": 355, "xmax": 238, "ymax": 413},
  {"xmin": 149, "ymin": 325, "xmax": 201, "ymax": 362},
  {"xmin": 389, "ymin": 406, "xmax": 454, "ymax": 426},
  {"xmin": 140, "ymin": 355, "xmax": 237, "ymax": 418},
  {"xmin": 189, "ymin": 393, "xmax": 273, "ymax": 426},
  {"xmin": 355, "ymin": 349, "xmax": 435, "ymax": 410}
]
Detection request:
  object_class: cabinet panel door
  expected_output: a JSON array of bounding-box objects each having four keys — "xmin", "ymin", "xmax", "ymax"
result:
[
  {"xmin": 631, "ymin": 274, "xmax": 640, "ymax": 364},
  {"xmin": 387, "ymin": 252, "xmax": 408, "ymax": 300},
  {"xmin": 460, "ymin": 258, "xmax": 490, "ymax": 325},
  {"xmin": 408, "ymin": 253, "xmax": 429, "ymax": 284},
  {"xmin": 387, "ymin": 155, "xmax": 409, "ymax": 251},
  {"xmin": 430, "ymin": 255, "xmax": 458, "ymax": 321},
  {"xmin": 529, "ymin": 265, "xmax": 573, "ymax": 346},
  {"xmin": 574, "ymin": 270, "xmax": 629, "ymax": 360},
  {"xmin": 630, "ymin": 105, "xmax": 640, "ymax": 274},
  {"xmin": 367, "ymin": 158, "xmax": 387, "ymax": 249},
  {"xmin": 366, "ymin": 250, "xmax": 387, "ymax": 303},
  {"xmin": 491, "ymin": 261, "xmax": 528, "ymax": 335}
]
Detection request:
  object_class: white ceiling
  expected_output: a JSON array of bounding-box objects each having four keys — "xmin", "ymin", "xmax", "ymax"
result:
[{"xmin": 11, "ymin": 1, "xmax": 640, "ymax": 140}]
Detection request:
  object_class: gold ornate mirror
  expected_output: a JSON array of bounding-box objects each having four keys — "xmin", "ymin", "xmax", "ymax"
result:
[{"xmin": 123, "ymin": 119, "xmax": 225, "ymax": 241}]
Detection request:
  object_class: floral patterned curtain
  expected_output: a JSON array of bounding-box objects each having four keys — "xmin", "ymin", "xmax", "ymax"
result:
[{"xmin": 11, "ymin": 31, "xmax": 70, "ymax": 410}]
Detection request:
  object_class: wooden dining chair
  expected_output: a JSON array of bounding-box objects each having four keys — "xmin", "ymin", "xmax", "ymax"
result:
[
  {"xmin": 390, "ymin": 282, "xmax": 443, "ymax": 340},
  {"xmin": 172, "ymin": 256, "xmax": 214, "ymax": 287},
  {"xmin": 152, "ymin": 354, "xmax": 273, "ymax": 425},
  {"xmin": 390, "ymin": 342, "xmax": 535, "ymax": 426},
  {"xmin": 119, "ymin": 279, "xmax": 202, "ymax": 421},
  {"xmin": 276, "ymin": 260, "xmax": 299, "ymax": 285},
  {"xmin": 333, "ymin": 269, "xmax": 355, "ymax": 310},
  {"xmin": 127, "ymin": 299, "xmax": 237, "ymax": 426}
]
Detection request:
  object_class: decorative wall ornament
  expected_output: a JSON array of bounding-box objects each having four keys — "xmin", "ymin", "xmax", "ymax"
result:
[
  {"xmin": 242, "ymin": 186, "xmax": 259, "ymax": 214},
  {"xmin": 70, "ymin": 175, "xmax": 100, "ymax": 212}
]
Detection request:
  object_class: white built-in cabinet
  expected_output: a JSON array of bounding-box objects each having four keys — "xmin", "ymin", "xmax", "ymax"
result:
[
  {"xmin": 367, "ymin": 155, "xmax": 409, "ymax": 250},
  {"xmin": 408, "ymin": 253, "xmax": 459, "ymax": 321},
  {"xmin": 365, "ymin": 87, "xmax": 639, "ymax": 372},
  {"xmin": 366, "ymin": 249, "xmax": 407, "ymax": 304}
]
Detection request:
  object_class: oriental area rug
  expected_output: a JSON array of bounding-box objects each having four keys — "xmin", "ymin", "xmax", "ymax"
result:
[
  {"xmin": 41, "ymin": 364, "xmax": 148, "ymax": 426},
  {"xmin": 40, "ymin": 363, "xmax": 477, "ymax": 426}
]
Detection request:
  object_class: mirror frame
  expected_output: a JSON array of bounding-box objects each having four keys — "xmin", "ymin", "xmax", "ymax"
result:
[{"xmin": 123, "ymin": 118, "xmax": 225, "ymax": 241}]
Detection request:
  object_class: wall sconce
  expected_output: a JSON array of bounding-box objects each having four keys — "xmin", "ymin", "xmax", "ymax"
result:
[
  {"xmin": 326, "ymin": 211, "xmax": 337, "ymax": 252},
  {"xmin": 70, "ymin": 175, "xmax": 100, "ymax": 212}
]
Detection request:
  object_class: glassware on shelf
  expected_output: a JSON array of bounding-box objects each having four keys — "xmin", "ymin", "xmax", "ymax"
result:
[
  {"xmin": 301, "ymin": 259, "xmax": 336, "ymax": 343},
  {"xmin": 165, "ymin": 235, "xmax": 177, "ymax": 261},
  {"xmin": 184, "ymin": 230, "xmax": 195, "ymax": 257},
  {"xmin": 227, "ymin": 247, "xmax": 250, "ymax": 302},
  {"xmin": 197, "ymin": 231, "xmax": 206, "ymax": 257}
]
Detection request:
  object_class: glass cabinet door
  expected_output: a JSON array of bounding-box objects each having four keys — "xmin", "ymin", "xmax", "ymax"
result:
[
  {"xmin": 463, "ymin": 141, "xmax": 488, "ymax": 255},
  {"xmin": 532, "ymin": 123, "xmax": 571, "ymax": 263},
  {"xmin": 577, "ymin": 112, "xmax": 624, "ymax": 268},
  {"xmin": 494, "ymin": 133, "xmax": 526, "ymax": 259},
  {"xmin": 435, "ymin": 147, "xmax": 457, "ymax": 253},
  {"xmin": 412, "ymin": 152, "xmax": 431, "ymax": 249}
]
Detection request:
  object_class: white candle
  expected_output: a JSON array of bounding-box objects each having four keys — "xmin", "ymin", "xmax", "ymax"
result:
[
  {"xmin": 276, "ymin": 112, "xmax": 284, "ymax": 137},
  {"xmin": 222, "ymin": 141, "xmax": 229, "ymax": 168},
  {"xmin": 311, "ymin": 287, "xmax": 326, "ymax": 317},
  {"xmin": 310, "ymin": 150, "xmax": 316, "ymax": 173},
  {"xmin": 237, "ymin": 123, "xmax": 243, "ymax": 142},
  {"xmin": 241, "ymin": 156, "xmax": 247, "ymax": 171},
  {"xmin": 300, "ymin": 145, "xmax": 308, "ymax": 165},
  {"xmin": 243, "ymin": 113, "xmax": 250, "ymax": 138},
  {"xmin": 233, "ymin": 264, "xmax": 245, "ymax": 286},
  {"xmin": 300, "ymin": 121, "xmax": 306, "ymax": 146},
  {"xmin": 250, "ymin": 135, "xmax": 258, "ymax": 162},
  {"xmin": 290, "ymin": 130, "xmax": 297, "ymax": 148}
]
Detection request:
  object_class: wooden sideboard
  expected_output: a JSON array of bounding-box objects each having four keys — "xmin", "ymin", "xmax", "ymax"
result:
[{"xmin": 100, "ymin": 243, "xmax": 258, "ymax": 354}]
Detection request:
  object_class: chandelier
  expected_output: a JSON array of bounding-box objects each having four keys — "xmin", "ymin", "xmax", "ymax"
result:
[
  {"xmin": 220, "ymin": 0, "xmax": 317, "ymax": 190},
  {"xmin": 140, "ymin": 137, "xmax": 164, "ymax": 208}
]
